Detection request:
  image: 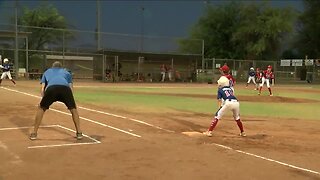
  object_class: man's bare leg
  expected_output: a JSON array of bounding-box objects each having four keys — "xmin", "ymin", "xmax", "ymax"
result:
[
  {"xmin": 30, "ymin": 107, "xmax": 45, "ymax": 140},
  {"xmin": 70, "ymin": 108, "xmax": 82, "ymax": 139}
]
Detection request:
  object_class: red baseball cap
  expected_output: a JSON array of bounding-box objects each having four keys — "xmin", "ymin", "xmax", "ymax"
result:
[{"xmin": 220, "ymin": 65, "xmax": 229, "ymax": 72}]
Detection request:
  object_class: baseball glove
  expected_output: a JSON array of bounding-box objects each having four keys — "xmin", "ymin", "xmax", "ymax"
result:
[{"xmin": 256, "ymin": 78, "xmax": 262, "ymax": 83}]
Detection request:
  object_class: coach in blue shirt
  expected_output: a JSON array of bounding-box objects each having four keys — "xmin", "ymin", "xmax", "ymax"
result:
[{"xmin": 30, "ymin": 61, "xmax": 83, "ymax": 140}]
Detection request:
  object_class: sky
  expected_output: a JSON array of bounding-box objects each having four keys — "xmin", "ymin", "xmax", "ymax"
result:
[{"xmin": 0, "ymin": 0, "xmax": 305, "ymax": 53}]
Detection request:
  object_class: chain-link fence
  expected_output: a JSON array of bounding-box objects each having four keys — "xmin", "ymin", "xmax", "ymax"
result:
[
  {"xmin": 0, "ymin": 23, "xmax": 203, "ymax": 81},
  {"xmin": 200, "ymin": 58, "xmax": 320, "ymax": 83},
  {"xmin": 97, "ymin": 54, "xmax": 201, "ymax": 83},
  {"xmin": 1, "ymin": 22, "xmax": 319, "ymax": 83}
]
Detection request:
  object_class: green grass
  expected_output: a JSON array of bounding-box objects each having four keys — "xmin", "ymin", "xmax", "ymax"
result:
[
  {"xmin": 241, "ymin": 102, "xmax": 320, "ymax": 120},
  {"xmin": 74, "ymin": 85, "xmax": 320, "ymax": 121}
]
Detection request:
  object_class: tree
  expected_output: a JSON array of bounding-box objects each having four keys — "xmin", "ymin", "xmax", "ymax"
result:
[
  {"xmin": 233, "ymin": 2, "xmax": 296, "ymax": 60},
  {"xmin": 19, "ymin": 3, "xmax": 72, "ymax": 50},
  {"xmin": 179, "ymin": 2, "xmax": 242, "ymax": 58},
  {"xmin": 295, "ymin": 0, "xmax": 320, "ymax": 58},
  {"xmin": 179, "ymin": 1, "xmax": 296, "ymax": 60}
]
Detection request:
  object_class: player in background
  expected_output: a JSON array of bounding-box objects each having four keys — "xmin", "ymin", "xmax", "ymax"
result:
[
  {"xmin": 0, "ymin": 57, "xmax": 16, "ymax": 86},
  {"xmin": 219, "ymin": 64, "xmax": 236, "ymax": 93},
  {"xmin": 255, "ymin": 68, "xmax": 261, "ymax": 90},
  {"xmin": 203, "ymin": 76, "xmax": 246, "ymax": 137},
  {"xmin": 246, "ymin": 67, "xmax": 257, "ymax": 89},
  {"xmin": 258, "ymin": 65, "xmax": 274, "ymax": 96}
]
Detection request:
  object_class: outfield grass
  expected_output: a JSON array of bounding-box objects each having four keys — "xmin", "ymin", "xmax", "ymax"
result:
[{"xmin": 74, "ymin": 84, "xmax": 320, "ymax": 121}]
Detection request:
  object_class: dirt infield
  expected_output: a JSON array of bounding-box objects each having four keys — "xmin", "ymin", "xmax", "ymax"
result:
[{"xmin": 0, "ymin": 81, "xmax": 320, "ymax": 180}]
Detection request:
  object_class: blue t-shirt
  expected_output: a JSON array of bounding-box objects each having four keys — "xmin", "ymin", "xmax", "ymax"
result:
[
  {"xmin": 248, "ymin": 70, "xmax": 255, "ymax": 77},
  {"xmin": 217, "ymin": 86, "xmax": 237, "ymax": 101},
  {"xmin": 2, "ymin": 64, "xmax": 10, "ymax": 72},
  {"xmin": 41, "ymin": 68, "xmax": 72, "ymax": 88}
]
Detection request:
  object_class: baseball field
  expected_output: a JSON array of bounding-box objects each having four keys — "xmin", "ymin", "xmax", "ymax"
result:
[{"xmin": 0, "ymin": 80, "xmax": 319, "ymax": 180}]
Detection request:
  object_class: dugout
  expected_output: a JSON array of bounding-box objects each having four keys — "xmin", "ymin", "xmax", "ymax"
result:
[{"xmin": 96, "ymin": 50, "xmax": 203, "ymax": 82}]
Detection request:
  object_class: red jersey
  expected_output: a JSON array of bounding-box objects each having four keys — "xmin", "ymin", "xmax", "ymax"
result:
[
  {"xmin": 223, "ymin": 74, "xmax": 236, "ymax": 87},
  {"xmin": 262, "ymin": 70, "xmax": 274, "ymax": 79},
  {"xmin": 256, "ymin": 70, "xmax": 261, "ymax": 79}
]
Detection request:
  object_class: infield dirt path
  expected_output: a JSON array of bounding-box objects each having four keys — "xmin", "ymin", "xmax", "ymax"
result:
[{"xmin": 0, "ymin": 81, "xmax": 319, "ymax": 180}]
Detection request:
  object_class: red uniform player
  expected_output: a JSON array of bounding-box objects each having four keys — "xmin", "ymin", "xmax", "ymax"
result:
[
  {"xmin": 219, "ymin": 64, "xmax": 236, "ymax": 93},
  {"xmin": 258, "ymin": 65, "xmax": 274, "ymax": 96},
  {"xmin": 255, "ymin": 68, "xmax": 261, "ymax": 90}
]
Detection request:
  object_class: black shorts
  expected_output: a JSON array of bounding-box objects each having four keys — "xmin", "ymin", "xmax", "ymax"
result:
[{"xmin": 40, "ymin": 85, "xmax": 77, "ymax": 110}]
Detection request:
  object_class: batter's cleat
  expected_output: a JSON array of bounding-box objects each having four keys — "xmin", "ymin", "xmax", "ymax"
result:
[
  {"xmin": 269, "ymin": 94, "xmax": 273, "ymax": 96},
  {"xmin": 29, "ymin": 133, "xmax": 37, "ymax": 140},
  {"xmin": 76, "ymin": 132, "xmax": 83, "ymax": 140},
  {"xmin": 239, "ymin": 132, "xmax": 247, "ymax": 137},
  {"xmin": 203, "ymin": 131, "xmax": 213, "ymax": 137}
]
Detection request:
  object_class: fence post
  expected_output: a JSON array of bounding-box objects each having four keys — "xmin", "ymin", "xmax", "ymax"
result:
[{"xmin": 102, "ymin": 54, "xmax": 106, "ymax": 82}]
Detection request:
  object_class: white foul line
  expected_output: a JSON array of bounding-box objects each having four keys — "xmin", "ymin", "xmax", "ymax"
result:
[
  {"xmin": 55, "ymin": 124, "xmax": 100, "ymax": 143},
  {"xmin": 78, "ymin": 106, "xmax": 174, "ymax": 133},
  {"xmin": 0, "ymin": 125, "xmax": 57, "ymax": 131},
  {"xmin": 50, "ymin": 108, "xmax": 141, "ymax": 138},
  {"xmin": 211, "ymin": 142, "xmax": 320, "ymax": 176},
  {"xmin": 28, "ymin": 142, "xmax": 101, "ymax": 149},
  {"xmin": 0, "ymin": 87, "xmax": 141, "ymax": 138}
]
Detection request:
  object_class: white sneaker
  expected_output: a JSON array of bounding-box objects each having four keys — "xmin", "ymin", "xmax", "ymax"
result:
[
  {"xmin": 203, "ymin": 131, "xmax": 213, "ymax": 137},
  {"xmin": 76, "ymin": 132, "xmax": 83, "ymax": 140},
  {"xmin": 29, "ymin": 133, "xmax": 37, "ymax": 140},
  {"xmin": 240, "ymin": 132, "xmax": 247, "ymax": 137}
]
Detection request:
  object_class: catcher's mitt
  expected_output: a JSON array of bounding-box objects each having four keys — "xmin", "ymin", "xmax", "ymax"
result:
[{"xmin": 256, "ymin": 78, "xmax": 262, "ymax": 83}]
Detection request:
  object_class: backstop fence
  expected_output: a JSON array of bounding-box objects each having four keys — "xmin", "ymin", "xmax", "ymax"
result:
[
  {"xmin": 201, "ymin": 58, "xmax": 320, "ymax": 84},
  {"xmin": 0, "ymin": 24, "xmax": 319, "ymax": 83}
]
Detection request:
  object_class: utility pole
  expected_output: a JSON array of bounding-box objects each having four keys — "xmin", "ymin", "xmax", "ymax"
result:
[
  {"xmin": 140, "ymin": 6, "xmax": 145, "ymax": 52},
  {"xmin": 96, "ymin": 0, "xmax": 101, "ymax": 51},
  {"xmin": 14, "ymin": 0, "xmax": 19, "ymax": 78}
]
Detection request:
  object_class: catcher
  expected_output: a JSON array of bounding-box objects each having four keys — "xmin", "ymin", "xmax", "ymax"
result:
[{"xmin": 0, "ymin": 58, "xmax": 16, "ymax": 86}]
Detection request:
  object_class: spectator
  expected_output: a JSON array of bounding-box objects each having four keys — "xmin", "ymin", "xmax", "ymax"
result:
[{"xmin": 160, "ymin": 64, "xmax": 166, "ymax": 82}]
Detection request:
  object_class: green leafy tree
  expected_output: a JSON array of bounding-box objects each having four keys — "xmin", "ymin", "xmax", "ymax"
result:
[
  {"xmin": 233, "ymin": 3, "xmax": 296, "ymax": 59},
  {"xmin": 180, "ymin": 1, "xmax": 296, "ymax": 60},
  {"xmin": 295, "ymin": 0, "xmax": 320, "ymax": 58},
  {"xmin": 19, "ymin": 3, "xmax": 72, "ymax": 50},
  {"xmin": 179, "ymin": 2, "xmax": 242, "ymax": 58}
]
